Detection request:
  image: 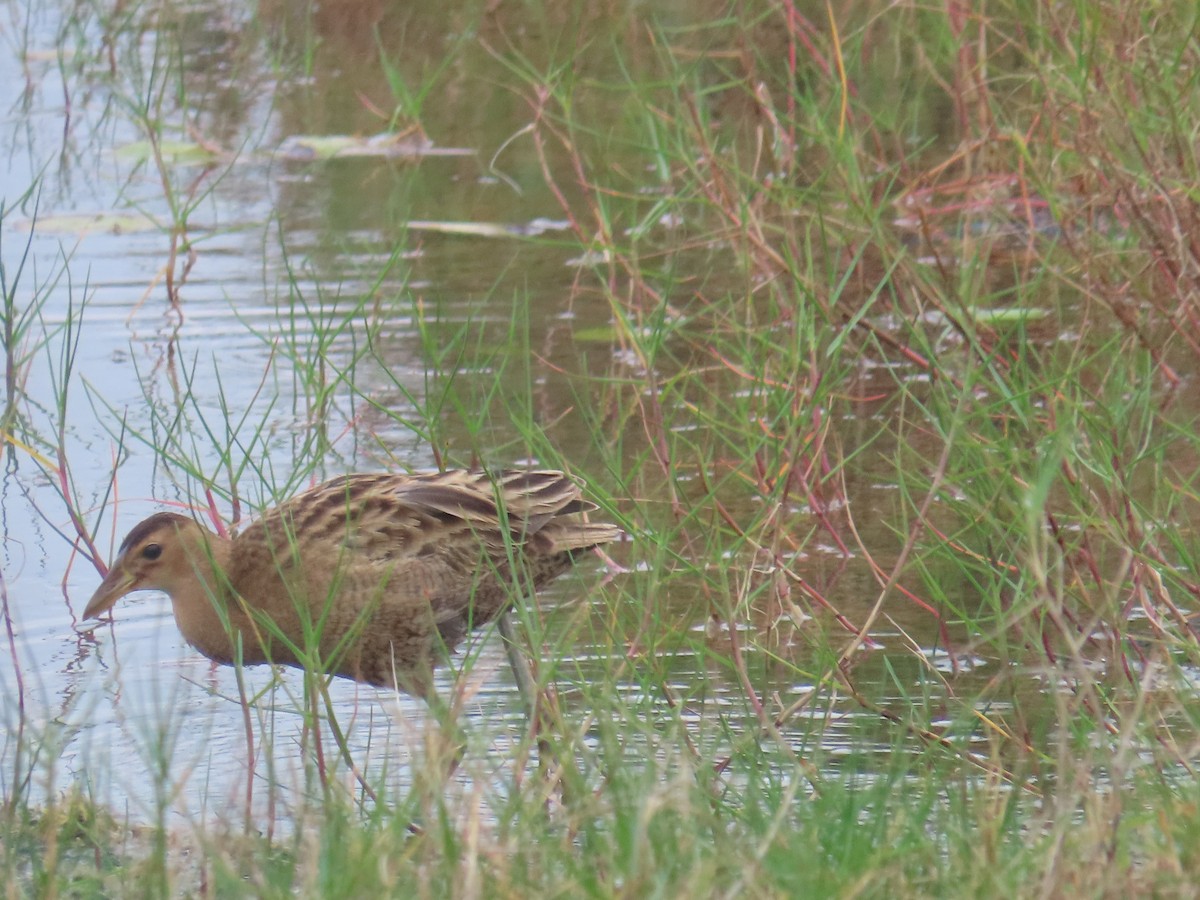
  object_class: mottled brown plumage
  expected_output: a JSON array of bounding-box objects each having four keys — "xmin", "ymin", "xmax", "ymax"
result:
[{"xmin": 84, "ymin": 470, "xmax": 619, "ymax": 693}]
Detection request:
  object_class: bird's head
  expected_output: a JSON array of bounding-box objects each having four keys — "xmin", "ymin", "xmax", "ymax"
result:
[{"xmin": 84, "ymin": 513, "xmax": 215, "ymax": 619}]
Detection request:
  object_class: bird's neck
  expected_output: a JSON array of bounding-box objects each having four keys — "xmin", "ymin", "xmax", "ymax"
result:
[{"xmin": 169, "ymin": 534, "xmax": 256, "ymax": 666}]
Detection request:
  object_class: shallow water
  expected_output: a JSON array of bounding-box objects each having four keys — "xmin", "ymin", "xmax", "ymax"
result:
[
  {"xmin": 0, "ymin": 0, "xmax": 1034, "ymax": 832},
  {"xmin": 0, "ymin": 1, "xmax": 695, "ymax": 829}
]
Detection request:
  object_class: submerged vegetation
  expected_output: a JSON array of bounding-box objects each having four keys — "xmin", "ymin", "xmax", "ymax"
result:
[{"xmin": 4, "ymin": 0, "xmax": 1200, "ymax": 895}]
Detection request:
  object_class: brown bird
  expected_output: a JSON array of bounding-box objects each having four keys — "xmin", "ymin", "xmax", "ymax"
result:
[{"xmin": 83, "ymin": 470, "xmax": 619, "ymax": 694}]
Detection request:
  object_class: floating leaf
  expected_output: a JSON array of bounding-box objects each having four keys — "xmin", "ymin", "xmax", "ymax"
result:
[
  {"xmin": 15, "ymin": 211, "xmax": 159, "ymax": 235},
  {"xmin": 274, "ymin": 133, "xmax": 471, "ymax": 161},
  {"xmin": 404, "ymin": 220, "xmax": 519, "ymax": 238},
  {"xmin": 970, "ymin": 307, "xmax": 1050, "ymax": 324},
  {"xmin": 116, "ymin": 140, "xmax": 221, "ymax": 165},
  {"xmin": 571, "ymin": 326, "xmax": 620, "ymax": 342}
]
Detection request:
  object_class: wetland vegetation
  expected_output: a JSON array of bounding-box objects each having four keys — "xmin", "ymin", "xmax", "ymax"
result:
[{"xmin": 3, "ymin": 0, "xmax": 1200, "ymax": 895}]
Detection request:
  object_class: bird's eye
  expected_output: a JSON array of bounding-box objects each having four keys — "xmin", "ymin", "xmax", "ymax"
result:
[{"xmin": 141, "ymin": 543, "xmax": 162, "ymax": 561}]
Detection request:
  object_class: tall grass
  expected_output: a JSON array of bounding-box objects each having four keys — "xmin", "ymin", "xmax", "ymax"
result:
[{"xmin": 4, "ymin": 0, "xmax": 1200, "ymax": 895}]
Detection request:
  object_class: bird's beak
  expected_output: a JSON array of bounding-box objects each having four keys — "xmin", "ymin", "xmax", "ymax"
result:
[{"xmin": 83, "ymin": 563, "xmax": 137, "ymax": 619}]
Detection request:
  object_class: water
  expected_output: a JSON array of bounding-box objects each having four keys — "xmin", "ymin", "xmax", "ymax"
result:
[
  {"xmin": 0, "ymin": 0, "xmax": 1009, "ymax": 833},
  {"xmin": 0, "ymin": 0, "xmax": 692, "ymax": 830}
]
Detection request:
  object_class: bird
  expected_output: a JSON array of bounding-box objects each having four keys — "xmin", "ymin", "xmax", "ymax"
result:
[{"xmin": 83, "ymin": 469, "xmax": 620, "ymax": 694}]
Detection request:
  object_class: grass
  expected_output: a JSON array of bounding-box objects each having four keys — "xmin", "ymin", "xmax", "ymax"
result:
[{"xmin": 4, "ymin": 0, "xmax": 1200, "ymax": 895}]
